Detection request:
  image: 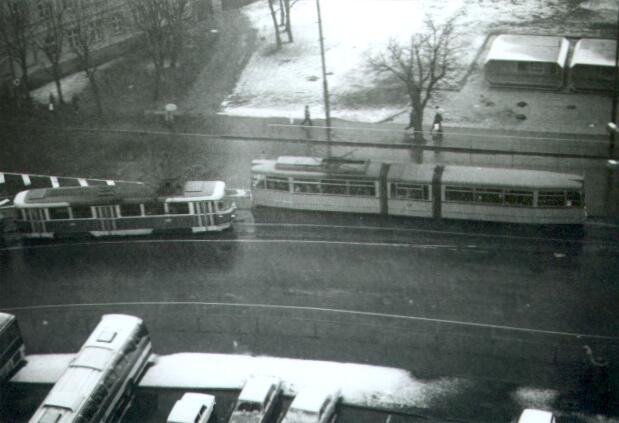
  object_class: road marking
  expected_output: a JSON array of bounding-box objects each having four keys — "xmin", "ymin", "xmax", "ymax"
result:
[
  {"xmin": 0, "ymin": 238, "xmax": 459, "ymax": 252},
  {"xmin": 3, "ymin": 300, "xmax": 618, "ymax": 341}
]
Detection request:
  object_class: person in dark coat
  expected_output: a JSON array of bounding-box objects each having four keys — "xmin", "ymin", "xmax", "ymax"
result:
[
  {"xmin": 432, "ymin": 106, "xmax": 443, "ymax": 134},
  {"xmin": 301, "ymin": 105, "xmax": 312, "ymax": 126}
]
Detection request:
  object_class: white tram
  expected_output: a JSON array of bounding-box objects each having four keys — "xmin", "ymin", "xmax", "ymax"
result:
[
  {"xmin": 13, "ymin": 180, "xmax": 239, "ymax": 238},
  {"xmin": 0, "ymin": 312, "xmax": 26, "ymax": 383},
  {"xmin": 251, "ymin": 156, "xmax": 586, "ymax": 225},
  {"xmin": 28, "ymin": 314, "xmax": 152, "ymax": 423}
]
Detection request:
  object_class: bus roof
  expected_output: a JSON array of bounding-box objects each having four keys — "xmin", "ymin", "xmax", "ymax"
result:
[
  {"xmin": 252, "ymin": 157, "xmax": 382, "ymax": 179},
  {"xmin": 13, "ymin": 181, "xmax": 226, "ymax": 208}
]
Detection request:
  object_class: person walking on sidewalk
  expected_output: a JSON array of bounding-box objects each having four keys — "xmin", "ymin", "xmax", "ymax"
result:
[
  {"xmin": 431, "ymin": 106, "xmax": 443, "ymax": 134},
  {"xmin": 48, "ymin": 92, "xmax": 56, "ymax": 112},
  {"xmin": 301, "ymin": 105, "xmax": 313, "ymax": 126}
]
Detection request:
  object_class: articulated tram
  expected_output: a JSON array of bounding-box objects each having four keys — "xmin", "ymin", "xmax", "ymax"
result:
[
  {"xmin": 251, "ymin": 156, "xmax": 586, "ymax": 225},
  {"xmin": 13, "ymin": 180, "xmax": 240, "ymax": 238},
  {"xmin": 28, "ymin": 314, "xmax": 152, "ymax": 423}
]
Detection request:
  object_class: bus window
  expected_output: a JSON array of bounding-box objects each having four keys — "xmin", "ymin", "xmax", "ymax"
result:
[
  {"xmin": 505, "ymin": 190, "xmax": 533, "ymax": 207},
  {"xmin": 252, "ymin": 175, "xmax": 266, "ymax": 189},
  {"xmin": 538, "ymin": 191, "xmax": 566, "ymax": 207},
  {"xmin": 72, "ymin": 206, "xmax": 93, "ymax": 219},
  {"xmin": 293, "ymin": 179, "xmax": 320, "ymax": 193},
  {"xmin": 144, "ymin": 202, "xmax": 165, "ymax": 216},
  {"xmin": 167, "ymin": 202, "xmax": 190, "ymax": 215},
  {"xmin": 445, "ymin": 186, "xmax": 474, "ymax": 202},
  {"xmin": 120, "ymin": 203, "xmax": 142, "ymax": 217},
  {"xmin": 567, "ymin": 191, "xmax": 582, "ymax": 207},
  {"xmin": 48, "ymin": 207, "xmax": 70, "ymax": 220},
  {"xmin": 266, "ymin": 177, "xmax": 289, "ymax": 191},
  {"xmin": 321, "ymin": 179, "xmax": 347, "ymax": 195},
  {"xmin": 475, "ymin": 188, "xmax": 503, "ymax": 204}
]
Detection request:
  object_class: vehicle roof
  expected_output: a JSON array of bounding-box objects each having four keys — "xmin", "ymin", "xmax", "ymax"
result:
[
  {"xmin": 13, "ymin": 181, "xmax": 226, "ymax": 208},
  {"xmin": 289, "ymin": 387, "xmax": 339, "ymax": 413},
  {"xmin": 238, "ymin": 376, "xmax": 281, "ymax": 402},
  {"xmin": 387, "ymin": 163, "xmax": 436, "ymax": 182},
  {"xmin": 167, "ymin": 393, "xmax": 215, "ymax": 423},
  {"xmin": 570, "ymin": 38, "xmax": 615, "ymax": 67},
  {"xmin": 441, "ymin": 165, "xmax": 583, "ymax": 189},
  {"xmin": 485, "ymin": 34, "xmax": 569, "ymax": 66},
  {"xmin": 251, "ymin": 157, "xmax": 382, "ymax": 179},
  {"xmin": 0, "ymin": 312, "xmax": 15, "ymax": 332},
  {"xmin": 518, "ymin": 408, "xmax": 554, "ymax": 423}
]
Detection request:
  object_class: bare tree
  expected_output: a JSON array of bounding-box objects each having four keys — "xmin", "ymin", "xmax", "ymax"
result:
[
  {"xmin": 163, "ymin": 0, "xmax": 190, "ymax": 69},
  {"xmin": 129, "ymin": 0, "xmax": 169, "ymax": 100},
  {"xmin": 369, "ymin": 14, "xmax": 462, "ymax": 140},
  {"xmin": 267, "ymin": 0, "xmax": 281, "ymax": 49},
  {"xmin": 0, "ymin": 0, "xmax": 33, "ymax": 99},
  {"xmin": 66, "ymin": 0, "xmax": 105, "ymax": 115},
  {"xmin": 282, "ymin": 0, "xmax": 292, "ymax": 42},
  {"xmin": 33, "ymin": 0, "xmax": 68, "ymax": 104}
]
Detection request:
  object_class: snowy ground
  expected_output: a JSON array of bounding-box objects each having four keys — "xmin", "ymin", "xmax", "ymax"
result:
[{"xmin": 221, "ymin": 0, "xmax": 615, "ymax": 124}]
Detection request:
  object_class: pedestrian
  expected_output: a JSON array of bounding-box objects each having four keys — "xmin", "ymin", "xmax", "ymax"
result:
[
  {"xmin": 48, "ymin": 92, "xmax": 56, "ymax": 112},
  {"xmin": 432, "ymin": 106, "xmax": 443, "ymax": 134},
  {"xmin": 301, "ymin": 105, "xmax": 312, "ymax": 126}
]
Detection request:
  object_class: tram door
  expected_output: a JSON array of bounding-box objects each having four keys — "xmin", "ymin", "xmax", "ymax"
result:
[
  {"xmin": 26, "ymin": 209, "xmax": 47, "ymax": 234},
  {"xmin": 95, "ymin": 206, "xmax": 117, "ymax": 234},
  {"xmin": 193, "ymin": 202, "xmax": 214, "ymax": 229}
]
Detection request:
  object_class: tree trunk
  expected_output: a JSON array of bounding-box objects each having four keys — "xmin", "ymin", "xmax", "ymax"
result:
[
  {"xmin": 278, "ymin": 0, "xmax": 285, "ymax": 25},
  {"xmin": 267, "ymin": 0, "xmax": 281, "ymax": 49},
  {"xmin": 53, "ymin": 70, "xmax": 64, "ymax": 105},
  {"xmin": 410, "ymin": 91, "xmax": 424, "ymax": 142},
  {"xmin": 283, "ymin": 0, "xmax": 292, "ymax": 42}
]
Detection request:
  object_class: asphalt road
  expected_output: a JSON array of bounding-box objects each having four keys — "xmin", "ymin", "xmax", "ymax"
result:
[{"xmin": 1, "ymin": 210, "xmax": 618, "ymax": 422}]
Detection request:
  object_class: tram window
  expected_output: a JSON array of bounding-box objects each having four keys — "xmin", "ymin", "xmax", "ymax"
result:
[
  {"xmin": 48, "ymin": 207, "xmax": 70, "ymax": 220},
  {"xmin": 168, "ymin": 202, "xmax": 190, "ymax": 215},
  {"xmin": 72, "ymin": 206, "xmax": 93, "ymax": 219},
  {"xmin": 144, "ymin": 202, "xmax": 165, "ymax": 216},
  {"xmin": 538, "ymin": 191, "xmax": 566, "ymax": 207},
  {"xmin": 28, "ymin": 176, "xmax": 53, "ymax": 189},
  {"xmin": 266, "ymin": 177, "xmax": 289, "ymax": 191},
  {"xmin": 120, "ymin": 203, "xmax": 142, "ymax": 217},
  {"xmin": 504, "ymin": 190, "xmax": 533, "ymax": 207},
  {"xmin": 475, "ymin": 188, "xmax": 503, "ymax": 204},
  {"xmin": 252, "ymin": 175, "xmax": 266, "ymax": 189},
  {"xmin": 321, "ymin": 179, "xmax": 347, "ymax": 195},
  {"xmin": 349, "ymin": 181, "xmax": 375, "ymax": 197},
  {"xmin": 216, "ymin": 200, "xmax": 231, "ymax": 211},
  {"xmin": 293, "ymin": 179, "xmax": 320, "ymax": 193},
  {"xmin": 392, "ymin": 183, "xmax": 428, "ymax": 200},
  {"xmin": 567, "ymin": 191, "xmax": 582, "ymax": 207},
  {"xmin": 445, "ymin": 186, "xmax": 474, "ymax": 202}
]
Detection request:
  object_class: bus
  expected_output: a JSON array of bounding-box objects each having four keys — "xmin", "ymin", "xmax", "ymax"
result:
[
  {"xmin": 251, "ymin": 156, "xmax": 586, "ymax": 225},
  {"xmin": 13, "ymin": 180, "xmax": 239, "ymax": 238},
  {"xmin": 0, "ymin": 312, "xmax": 26, "ymax": 383},
  {"xmin": 28, "ymin": 314, "xmax": 152, "ymax": 423}
]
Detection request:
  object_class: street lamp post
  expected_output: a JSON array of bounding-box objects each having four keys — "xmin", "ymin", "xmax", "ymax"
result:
[
  {"xmin": 316, "ymin": 0, "xmax": 332, "ymax": 156},
  {"xmin": 611, "ymin": 4, "xmax": 619, "ymax": 157}
]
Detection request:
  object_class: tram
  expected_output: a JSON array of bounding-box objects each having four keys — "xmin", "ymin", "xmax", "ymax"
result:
[
  {"xmin": 28, "ymin": 314, "xmax": 152, "ymax": 423},
  {"xmin": 0, "ymin": 312, "xmax": 26, "ymax": 383},
  {"xmin": 13, "ymin": 180, "xmax": 239, "ymax": 238},
  {"xmin": 251, "ymin": 156, "xmax": 586, "ymax": 225}
]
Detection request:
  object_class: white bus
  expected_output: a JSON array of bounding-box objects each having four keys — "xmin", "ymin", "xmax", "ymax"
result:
[{"xmin": 28, "ymin": 314, "xmax": 152, "ymax": 423}]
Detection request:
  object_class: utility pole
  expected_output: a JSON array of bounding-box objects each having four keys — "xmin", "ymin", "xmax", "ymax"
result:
[
  {"xmin": 611, "ymin": 5, "xmax": 619, "ymax": 158},
  {"xmin": 316, "ymin": 0, "xmax": 331, "ymax": 156}
]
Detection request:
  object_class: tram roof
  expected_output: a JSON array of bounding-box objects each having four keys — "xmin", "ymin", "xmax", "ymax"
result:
[
  {"xmin": 13, "ymin": 181, "xmax": 226, "ymax": 208},
  {"xmin": 441, "ymin": 165, "xmax": 583, "ymax": 189},
  {"xmin": 252, "ymin": 156, "xmax": 382, "ymax": 179},
  {"xmin": 387, "ymin": 163, "xmax": 436, "ymax": 182}
]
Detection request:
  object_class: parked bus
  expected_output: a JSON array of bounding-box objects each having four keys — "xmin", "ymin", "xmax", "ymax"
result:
[
  {"xmin": 28, "ymin": 314, "xmax": 152, "ymax": 423},
  {"xmin": 13, "ymin": 180, "xmax": 240, "ymax": 238},
  {"xmin": 0, "ymin": 312, "xmax": 26, "ymax": 383},
  {"xmin": 251, "ymin": 156, "xmax": 586, "ymax": 225}
]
